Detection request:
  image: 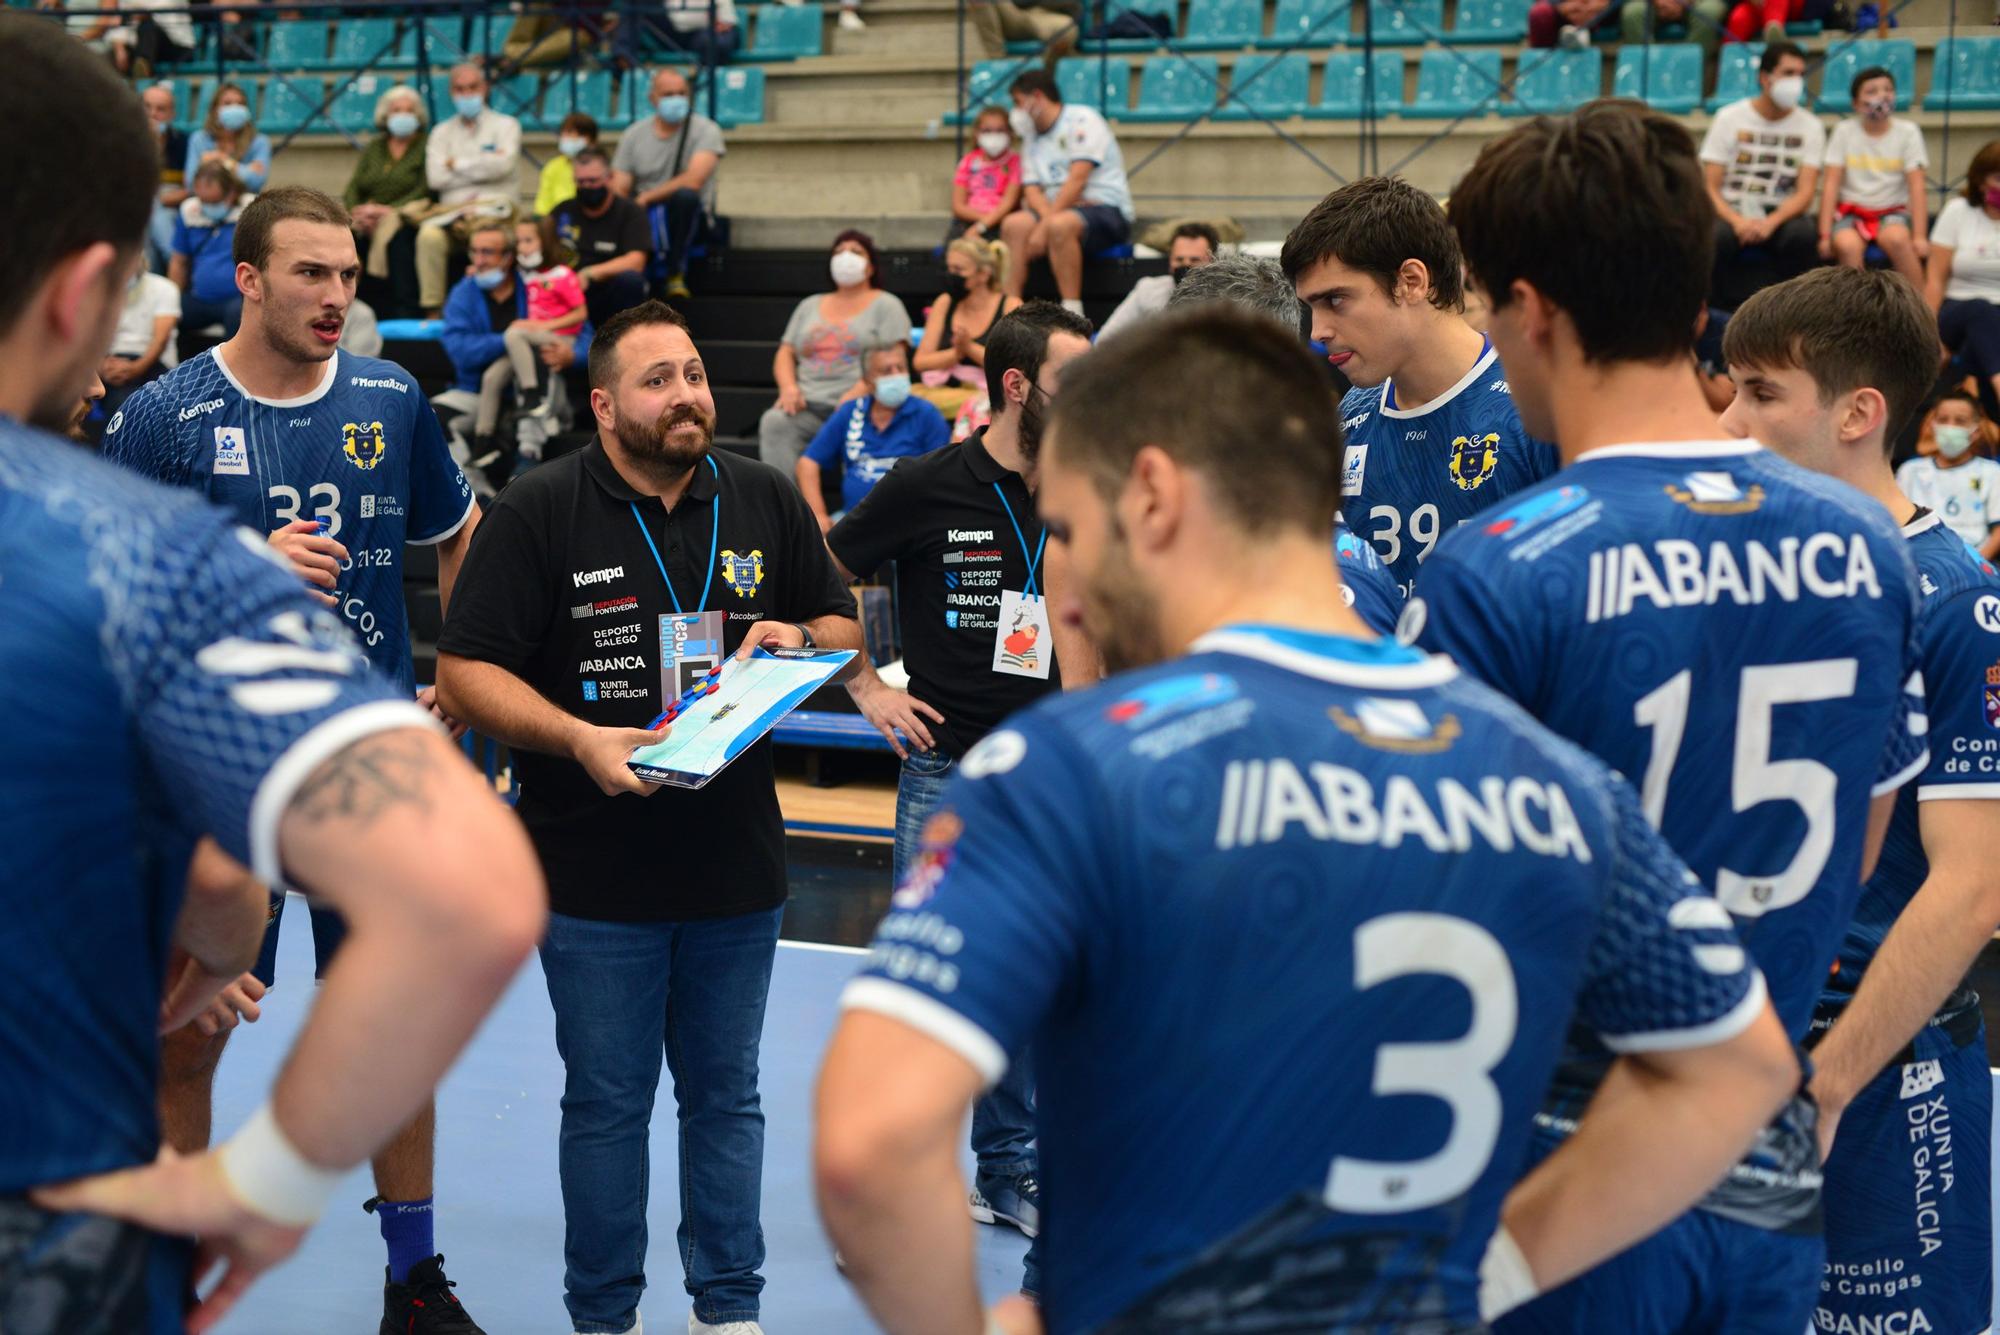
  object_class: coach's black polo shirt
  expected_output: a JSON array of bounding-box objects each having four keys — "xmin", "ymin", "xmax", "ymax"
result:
[
  {"xmin": 828, "ymin": 428, "xmax": 1062, "ymax": 761},
  {"xmin": 439, "ymin": 440, "xmax": 855, "ymax": 922}
]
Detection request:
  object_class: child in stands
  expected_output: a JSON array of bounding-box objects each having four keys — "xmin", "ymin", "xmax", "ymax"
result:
[
  {"xmin": 947, "ymin": 105, "xmax": 1022, "ymax": 244},
  {"xmin": 1819, "ymin": 65, "xmax": 1929, "ymax": 288},
  {"xmin": 1898, "ymin": 388, "xmax": 2000, "ymax": 558}
]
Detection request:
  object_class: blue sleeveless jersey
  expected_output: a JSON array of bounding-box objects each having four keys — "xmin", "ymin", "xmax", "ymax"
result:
[
  {"xmin": 1338, "ymin": 341, "xmax": 1559, "ymax": 595},
  {"xmin": 1409, "ymin": 441, "xmax": 1927, "ymax": 1040},
  {"xmin": 0, "ymin": 423, "xmax": 416, "ymax": 1194},
  {"xmin": 1828, "ymin": 510, "xmax": 2000, "ymax": 999},
  {"xmin": 102, "ymin": 348, "xmax": 475, "ymax": 690},
  {"xmin": 1335, "ymin": 521, "xmax": 1403, "ymax": 634},
  {"xmin": 845, "ymin": 625, "xmax": 1764, "ymax": 1335}
]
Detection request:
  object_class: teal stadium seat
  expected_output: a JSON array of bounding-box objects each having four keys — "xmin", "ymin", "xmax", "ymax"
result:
[
  {"xmin": 1409, "ymin": 47, "xmax": 1503, "ymax": 117},
  {"xmin": 260, "ymin": 19, "xmax": 328, "ymax": 70},
  {"xmin": 544, "ymin": 68, "xmax": 623, "ymax": 129},
  {"xmin": 1505, "ymin": 47, "xmax": 1600, "ymax": 114},
  {"xmin": 414, "ymin": 15, "xmax": 476, "ymax": 67},
  {"xmin": 1094, "ymin": 0, "xmax": 1179, "ymax": 50},
  {"xmin": 749, "ymin": 3, "xmax": 823, "ymax": 59},
  {"xmin": 325, "ymin": 18, "xmax": 400, "ymax": 70},
  {"xmin": 1815, "ymin": 37, "xmax": 1914, "ymax": 110},
  {"xmin": 1055, "ymin": 55, "xmax": 1135, "ymax": 114},
  {"xmin": 1708, "ymin": 41, "xmax": 1762, "ymax": 110},
  {"xmin": 165, "ymin": 77, "xmax": 208, "ymax": 129},
  {"xmin": 1930, "ymin": 36, "xmax": 2000, "ymax": 111},
  {"xmin": 327, "ymin": 74, "xmax": 389, "ymax": 137},
  {"xmin": 1182, "ymin": 0, "xmax": 1262, "ymax": 49},
  {"xmin": 489, "ymin": 73, "xmax": 543, "ymax": 124},
  {"xmin": 963, "ymin": 56, "xmax": 1036, "ymax": 111},
  {"xmin": 1368, "ymin": 0, "xmax": 1444, "ymax": 44},
  {"xmin": 697, "ymin": 66, "xmax": 766, "ymax": 126},
  {"xmin": 1216, "ymin": 52, "xmax": 1308, "ymax": 118},
  {"xmin": 1124, "ymin": 54, "xmax": 1221, "ymax": 121},
  {"xmin": 1447, "ymin": 0, "xmax": 1528, "ymax": 43},
  {"xmin": 1612, "ymin": 42, "xmax": 1702, "ymax": 114},
  {"xmin": 259, "ymin": 76, "xmax": 323, "ymax": 135},
  {"xmin": 1308, "ymin": 49, "xmax": 1404, "ymax": 117},
  {"xmin": 1258, "ymin": 0, "xmax": 1350, "ymax": 47}
]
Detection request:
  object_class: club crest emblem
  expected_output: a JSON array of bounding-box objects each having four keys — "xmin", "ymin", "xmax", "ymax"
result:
[
  {"xmin": 722, "ymin": 549, "xmax": 765, "ymax": 597},
  {"xmin": 1449, "ymin": 433, "xmax": 1499, "ymax": 491},
  {"xmin": 342, "ymin": 421, "xmax": 387, "ymax": 470}
]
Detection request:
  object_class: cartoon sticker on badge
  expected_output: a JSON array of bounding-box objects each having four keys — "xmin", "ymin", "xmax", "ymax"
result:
[{"xmin": 992, "ymin": 589, "xmax": 1052, "ymax": 679}]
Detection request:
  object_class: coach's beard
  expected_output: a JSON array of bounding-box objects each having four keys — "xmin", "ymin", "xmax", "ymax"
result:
[{"xmin": 614, "ymin": 402, "xmax": 715, "ymax": 486}]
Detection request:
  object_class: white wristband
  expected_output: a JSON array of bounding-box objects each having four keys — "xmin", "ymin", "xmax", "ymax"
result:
[
  {"xmin": 217, "ymin": 1103, "xmax": 344, "ymax": 1227},
  {"xmin": 1478, "ymin": 1223, "xmax": 1539, "ymax": 1322}
]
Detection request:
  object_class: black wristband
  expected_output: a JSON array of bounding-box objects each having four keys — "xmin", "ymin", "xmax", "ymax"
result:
[{"xmin": 791, "ymin": 622, "xmax": 816, "ymax": 649}]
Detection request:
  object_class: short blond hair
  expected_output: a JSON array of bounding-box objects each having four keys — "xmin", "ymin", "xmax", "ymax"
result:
[{"xmin": 946, "ymin": 235, "xmax": 1008, "ymax": 291}]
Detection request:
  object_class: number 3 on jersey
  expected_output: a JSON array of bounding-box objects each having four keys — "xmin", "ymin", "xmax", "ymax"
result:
[
  {"xmin": 1368, "ymin": 503, "xmax": 1441, "ymax": 572},
  {"xmin": 1633, "ymin": 659, "xmax": 1856, "ymax": 918},
  {"xmin": 270, "ymin": 482, "xmax": 343, "ymax": 538}
]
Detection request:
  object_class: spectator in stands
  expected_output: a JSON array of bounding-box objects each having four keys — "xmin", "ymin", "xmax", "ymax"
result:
[
  {"xmin": 948, "ymin": 107, "xmax": 1022, "ymax": 243},
  {"xmin": 620, "ymin": 0, "xmax": 743, "ymax": 67},
  {"xmin": 1701, "ymin": 41, "xmax": 1823, "ymax": 308},
  {"xmin": 537, "ymin": 113, "xmax": 599, "ymax": 216},
  {"xmin": 554, "ymin": 148, "xmax": 653, "ymax": 329},
  {"xmin": 1166, "ymin": 251, "xmax": 1300, "ymax": 329},
  {"xmin": 1096, "ymin": 221, "xmax": 1219, "ymax": 341},
  {"xmin": 95, "ymin": 266, "xmax": 181, "ymax": 435},
  {"xmin": 104, "ymin": 0, "xmax": 196, "ymax": 77},
  {"xmin": 761, "ymin": 229, "xmax": 913, "ymax": 475},
  {"xmin": 510, "ymin": 215, "xmax": 590, "ymax": 421},
  {"xmin": 141, "ymin": 82, "xmax": 191, "ymax": 274},
  {"xmin": 498, "ymin": 0, "xmax": 617, "ymax": 69},
  {"xmin": 797, "ymin": 341, "xmax": 950, "ymax": 531},
  {"xmin": 418, "ymin": 63, "xmax": 524, "ymax": 318},
  {"xmin": 915, "ymin": 235, "xmax": 1018, "ymax": 418},
  {"xmin": 1930, "ymin": 140, "xmax": 2000, "ymax": 421},
  {"xmin": 1001, "ymin": 69, "xmax": 1135, "ymax": 316},
  {"xmin": 1723, "ymin": 0, "xmax": 1830, "ymax": 44},
  {"xmin": 612, "ymin": 67, "xmax": 725, "ymax": 301},
  {"xmin": 1896, "ymin": 387, "xmax": 2000, "ymax": 557},
  {"xmin": 1819, "ymin": 66, "xmax": 1928, "ymax": 288},
  {"xmin": 1616, "ymin": 0, "xmax": 1728, "ymax": 52},
  {"xmin": 1526, "ymin": 0, "xmax": 1621, "ymax": 49},
  {"xmin": 965, "ymin": 0, "xmax": 1078, "ymax": 59},
  {"xmin": 345, "ymin": 84, "xmax": 431, "ymax": 312},
  {"xmin": 169, "ymin": 162, "xmax": 249, "ymax": 339},
  {"xmin": 186, "ymin": 82, "xmax": 270, "ymax": 194},
  {"xmin": 440, "ymin": 222, "xmax": 589, "ymax": 469}
]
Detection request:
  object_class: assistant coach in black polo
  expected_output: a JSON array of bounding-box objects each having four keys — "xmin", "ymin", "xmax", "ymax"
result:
[{"xmin": 435, "ymin": 300, "xmax": 860, "ymax": 1335}]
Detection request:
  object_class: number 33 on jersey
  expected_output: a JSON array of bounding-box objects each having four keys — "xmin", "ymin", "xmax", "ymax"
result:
[{"xmin": 1338, "ymin": 340, "xmax": 1559, "ymax": 593}]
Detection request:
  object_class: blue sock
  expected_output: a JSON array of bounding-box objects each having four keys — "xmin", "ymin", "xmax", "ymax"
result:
[{"xmin": 374, "ymin": 1197, "xmax": 434, "ymax": 1284}]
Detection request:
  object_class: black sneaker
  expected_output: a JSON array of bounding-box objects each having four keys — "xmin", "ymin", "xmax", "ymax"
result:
[{"xmin": 380, "ymin": 1254, "xmax": 485, "ymax": 1334}]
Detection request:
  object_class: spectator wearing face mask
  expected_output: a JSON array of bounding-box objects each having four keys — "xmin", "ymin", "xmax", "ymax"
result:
[
  {"xmin": 915, "ymin": 236, "xmax": 1018, "ymax": 419},
  {"xmin": 1929, "ymin": 140, "xmax": 2000, "ymax": 423},
  {"xmin": 1096, "ymin": 221, "xmax": 1220, "ymax": 342},
  {"xmin": 140, "ymin": 82, "xmax": 191, "ymax": 274},
  {"xmin": 796, "ymin": 342, "xmax": 950, "ymax": 532},
  {"xmin": 170, "ymin": 162, "xmax": 251, "ymax": 339},
  {"xmin": 186, "ymin": 82, "xmax": 270, "ymax": 194},
  {"xmin": 1819, "ymin": 66, "xmax": 1928, "ymax": 288},
  {"xmin": 417, "ymin": 64, "xmax": 524, "ymax": 317},
  {"xmin": 538, "ymin": 114, "xmax": 600, "ymax": 216},
  {"xmin": 948, "ymin": 107, "xmax": 1022, "ymax": 243},
  {"xmin": 761, "ymin": 230, "xmax": 912, "ymax": 477},
  {"xmin": 1700, "ymin": 41, "xmax": 1824, "ymax": 306},
  {"xmin": 612, "ymin": 67, "xmax": 725, "ymax": 301},
  {"xmin": 1897, "ymin": 389, "xmax": 2000, "ymax": 558},
  {"xmin": 553, "ymin": 148, "xmax": 653, "ymax": 329},
  {"xmin": 345, "ymin": 85, "xmax": 432, "ymax": 315}
]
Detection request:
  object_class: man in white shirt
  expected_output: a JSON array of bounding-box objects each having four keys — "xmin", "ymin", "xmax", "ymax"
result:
[
  {"xmin": 94, "ymin": 268, "xmax": 180, "ymax": 436},
  {"xmin": 999, "ymin": 68, "xmax": 1135, "ymax": 314},
  {"xmin": 417, "ymin": 64, "xmax": 523, "ymax": 316},
  {"xmin": 1095, "ymin": 222, "xmax": 1218, "ymax": 341},
  {"xmin": 1699, "ymin": 40, "xmax": 1824, "ymax": 307}
]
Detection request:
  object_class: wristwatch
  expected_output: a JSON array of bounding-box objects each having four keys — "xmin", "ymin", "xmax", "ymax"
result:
[{"xmin": 791, "ymin": 622, "xmax": 816, "ymax": 649}]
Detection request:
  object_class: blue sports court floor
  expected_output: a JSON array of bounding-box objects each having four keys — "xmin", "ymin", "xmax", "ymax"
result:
[{"xmin": 212, "ymin": 903, "xmax": 1029, "ymax": 1334}]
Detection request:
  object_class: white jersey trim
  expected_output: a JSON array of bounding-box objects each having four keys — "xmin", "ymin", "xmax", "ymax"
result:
[
  {"xmin": 1377, "ymin": 343, "xmax": 1499, "ymax": 421},
  {"xmin": 247, "ymin": 699, "xmax": 440, "ymax": 887},
  {"xmin": 1873, "ymin": 747, "xmax": 1930, "ymax": 798},
  {"xmin": 840, "ymin": 976, "xmax": 1009, "ymax": 1086},
  {"xmin": 1598, "ymin": 968, "xmax": 1769, "ymax": 1054},
  {"xmin": 407, "ymin": 493, "xmax": 477, "ymax": 547},
  {"xmin": 213, "ymin": 346, "xmax": 342, "ymax": 409},
  {"xmin": 1918, "ymin": 782, "xmax": 2000, "ymax": 801},
  {"xmin": 1572, "ymin": 439, "xmax": 1760, "ymax": 464},
  {"xmin": 1194, "ymin": 629, "xmax": 1459, "ymax": 688},
  {"xmin": 1903, "ymin": 509, "xmax": 1947, "ymax": 539}
]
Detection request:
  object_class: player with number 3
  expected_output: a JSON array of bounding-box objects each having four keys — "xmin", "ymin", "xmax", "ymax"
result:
[{"xmin": 1408, "ymin": 104, "xmax": 1928, "ymax": 1335}]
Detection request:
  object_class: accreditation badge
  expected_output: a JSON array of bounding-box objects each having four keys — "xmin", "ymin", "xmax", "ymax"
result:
[
  {"xmin": 992, "ymin": 590, "xmax": 1053, "ymax": 679},
  {"xmin": 659, "ymin": 610, "xmax": 726, "ymax": 701}
]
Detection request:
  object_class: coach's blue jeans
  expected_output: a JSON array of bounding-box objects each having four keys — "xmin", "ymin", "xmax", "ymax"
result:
[{"xmin": 540, "ymin": 906, "xmax": 782, "ymax": 1332}]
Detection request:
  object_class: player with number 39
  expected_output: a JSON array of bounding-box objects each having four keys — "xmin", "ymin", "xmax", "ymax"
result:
[{"xmin": 1409, "ymin": 104, "xmax": 1928, "ymax": 1335}]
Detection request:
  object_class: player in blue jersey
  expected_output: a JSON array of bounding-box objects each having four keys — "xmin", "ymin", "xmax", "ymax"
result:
[
  {"xmin": 0, "ymin": 18, "xmax": 543, "ymax": 1332},
  {"xmin": 101, "ymin": 184, "xmax": 492, "ymax": 1331},
  {"xmin": 813, "ymin": 307, "xmax": 1802, "ymax": 1335},
  {"xmin": 1281, "ymin": 178, "xmax": 1559, "ymax": 595},
  {"xmin": 1409, "ymin": 102, "xmax": 1930, "ymax": 1334},
  {"xmin": 1719, "ymin": 267, "xmax": 2000, "ymax": 1335}
]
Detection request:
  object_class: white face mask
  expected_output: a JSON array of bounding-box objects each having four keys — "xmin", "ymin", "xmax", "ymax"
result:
[
  {"xmin": 830, "ymin": 250, "xmax": 869, "ymax": 288},
  {"xmin": 1009, "ymin": 106, "xmax": 1038, "ymax": 141},
  {"xmin": 1769, "ymin": 75, "xmax": 1806, "ymax": 110},
  {"xmin": 977, "ymin": 131, "xmax": 1010, "ymax": 157},
  {"xmin": 1935, "ymin": 424, "xmax": 1975, "ymax": 459},
  {"xmin": 518, "ymin": 248, "xmax": 544, "ymax": 270}
]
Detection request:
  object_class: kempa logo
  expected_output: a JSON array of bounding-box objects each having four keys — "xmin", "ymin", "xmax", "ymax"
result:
[
  {"xmin": 578, "ymin": 655, "xmax": 645, "ymax": 672},
  {"xmin": 178, "ymin": 397, "xmax": 226, "ymax": 422},
  {"xmin": 573, "ymin": 565, "xmax": 625, "ymax": 588},
  {"xmin": 351, "ymin": 376, "xmax": 410, "ymax": 393},
  {"xmin": 948, "ymin": 528, "xmax": 995, "ymax": 542}
]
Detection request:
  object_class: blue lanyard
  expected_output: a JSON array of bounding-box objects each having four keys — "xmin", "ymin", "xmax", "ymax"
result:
[
  {"xmin": 992, "ymin": 480, "xmax": 1046, "ymax": 598},
  {"xmin": 629, "ymin": 456, "xmax": 720, "ymax": 615}
]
